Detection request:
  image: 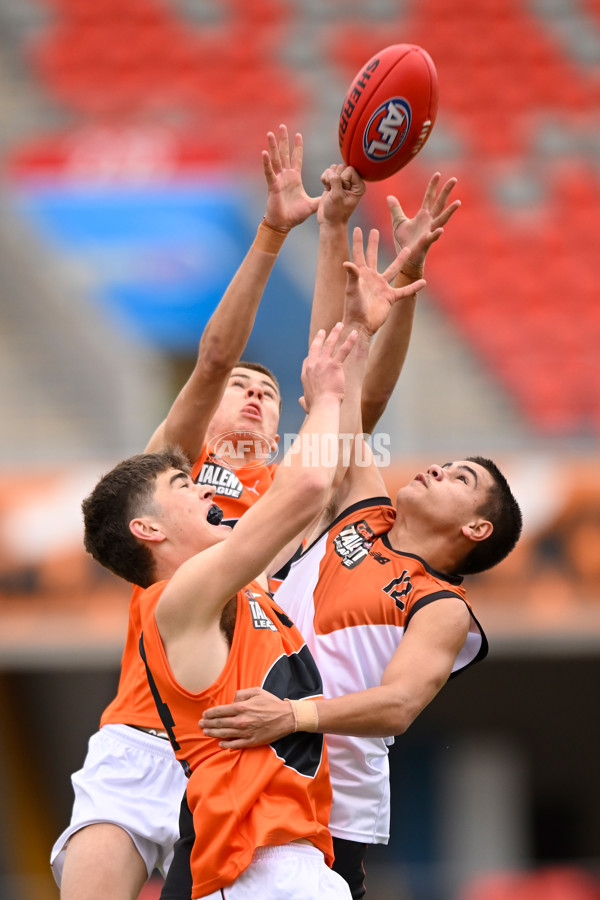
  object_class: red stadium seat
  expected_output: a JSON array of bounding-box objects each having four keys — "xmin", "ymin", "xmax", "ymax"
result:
[{"xmin": 17, "ymin": 0, "xmax": 600, "ymax": 437}]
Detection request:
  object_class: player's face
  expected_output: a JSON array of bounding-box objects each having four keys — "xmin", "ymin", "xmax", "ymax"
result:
[
  {"xmin": 207, "ymin": 367, "xmax": 281, "ymax": 444},
  {"xmin": 397, "ymin": 460, "xmax": 494, "ymax": 531},
  {"xmin": 151, "ymin": 468, "xmax": 232, "ymax": 551}
]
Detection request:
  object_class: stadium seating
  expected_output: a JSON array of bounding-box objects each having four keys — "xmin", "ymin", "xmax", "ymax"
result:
[
  {"xmin": 8, "ymin": 0, "xmax": 600, "ymax": 436},
  {"xmin": 327, "ymin": 0, "xmax": 600, "ymax": 435},
  {"xmin": 461, "ymin": 866, "xmax": 600, "ymax": 900},
  {"xmin": 30, "ymin": 0, "xmax": 306, "ymax": 128}
]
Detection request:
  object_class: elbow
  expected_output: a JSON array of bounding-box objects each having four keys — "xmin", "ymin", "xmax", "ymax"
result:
[
  {"xmin": 384, "ymin": 712, "xmax": 412, "ymax": 737},
  {"xmin": 197, "ymin": 338, "xmax": 239, "ymax": 373},
  {"xmin": 386, "ymin": 697, "xmax": 423, "ymax": 737},
  {"xmin": 362, "ymin": 388, "xmax": 393, "ymax": 409},
  {"xmin": 390, "ymin": 716, "xmax": 412, "ymax": 737}
]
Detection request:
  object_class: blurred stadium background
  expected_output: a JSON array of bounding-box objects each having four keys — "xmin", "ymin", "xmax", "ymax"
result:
[{"xmin": 0, "ymin": 0, "xmax": 599, "ymax": 898}]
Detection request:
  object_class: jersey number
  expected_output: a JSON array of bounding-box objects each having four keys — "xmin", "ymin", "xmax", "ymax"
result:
[{"xmin": 381, "ymin": 571, "xmax": 413, "ymax": 610}]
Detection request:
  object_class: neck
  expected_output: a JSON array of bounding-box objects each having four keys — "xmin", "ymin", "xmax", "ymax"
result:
[
  {"xmin": 151, "ymin": 544, "xmax": 196, "ymax": 583},
  {"xmin": 387, "ymin": 518, "xmax": 459, "ymax": 576}
]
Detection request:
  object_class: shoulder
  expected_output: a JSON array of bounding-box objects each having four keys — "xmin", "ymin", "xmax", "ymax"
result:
[
  {"xmin": 139, "ymin": 581, "xmax": 169, "ymax": 622},
  {"xmin": 403, "ymin": 592, "xmax": 472, "ymax": 651},
  {"xmin": 403, "ymin": 571, "xmax": 470, "ymax": 634},
  {"xmin": 317, "ymin": 496, "xmax": 395, "ymax": 544}
]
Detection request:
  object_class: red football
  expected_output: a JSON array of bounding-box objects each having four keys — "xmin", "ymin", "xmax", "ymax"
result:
[{"xmin": 338, "ymin": 44, "xmax": 438, "ymax": 181}]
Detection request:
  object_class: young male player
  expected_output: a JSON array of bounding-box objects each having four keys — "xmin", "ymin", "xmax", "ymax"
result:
[
  {"xmin": 51, "ymin": 119, "xmax": 432, "ymax": 896},
  {"xmin": 50, "ymin": 124, "xmax": 320, "ymax": 900},
  {"xmin": 143, "ymin": 124, "xmax": 319, "ymax": 519},
  {"xmin": 52, "ymin": 108, "xmax": 458, "ymax": 897},
  {"xmin": 79, "ymin": 224, "xmax": 423, "ymax": 898},
  {"xmin": 199, "ymin": 222, "xmax": 523, "ymax": 898},
  {"xmin": 79, "ymin": 329, "xmax": 354, "ymax": 900}
]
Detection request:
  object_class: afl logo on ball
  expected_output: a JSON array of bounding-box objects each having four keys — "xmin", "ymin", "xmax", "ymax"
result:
[{"xmin": 363, "ymin": 98, "xmax": 411, "ymax": 161}]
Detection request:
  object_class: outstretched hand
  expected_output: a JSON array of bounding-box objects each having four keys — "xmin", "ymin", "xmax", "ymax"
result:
[
  {"xmin": 263, "ymin": 124, "xmax": 320, "ymax": 231},
  {"xmin": 343, "ymin": 227, "xmax": 426, "ymax": 337},
  {"xmin": 199, "ymin": 687, "xmax": 294, "ymax": 749},
  {"xmin": 299, "ymin": 321, "xmax": 357, "ymax": 413},
  {"xmin": 318, "ymin": 163, "xmax": 366, "ymax": 227},
  {"xmin": 387, "ymin": 172, "xmax": 460, "ymax": 276}
]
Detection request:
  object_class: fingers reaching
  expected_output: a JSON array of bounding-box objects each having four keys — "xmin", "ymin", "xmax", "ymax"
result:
[
  {"xmin": 321, "ymin": 323, "xmax": 358, "ymax": 366},
  {"xmin": 386, "ymin": 195, "xmax": 408, "ymax": 228},
  {"xmin": 350, "ymin": 226, "xmax": 366, "ymax": 268},
  {"xmin": 382, "ymin": 245, "xmax": 412, "ymax": 284},
  {"xmin": 266, "ymin": 130, "xmax": 282, "ymax": 175},
  {"xmin": 307, "ymin": 321, "xmax": 358, "ymax": 369},
  {"xmin": 364, "ymin": 228, "xmax": 380, "ymax": 271},
  {"xmin": 422, "ymin": 172, "xmax": 442, "ymax": 210},
  {"xmin": 277, "ymin": 123, "xmax": 291, "ymax": 169},
  {"xmin": 432, "ymin": 176, "xmax": 458, "ymax": 216}
]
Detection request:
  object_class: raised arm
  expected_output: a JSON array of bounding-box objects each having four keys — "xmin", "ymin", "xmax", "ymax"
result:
[
  {"xmin": 274, "ymin": 228, "xmax": 426, "ymax": 556},
  {"xmin": 361, "ymin": 173, "xmax": 460, "ymax": 434},
  {"xmin": 340, "ymin": 227, "xmax": 427, "ymax": 426},
  {"xmin": 315, "ymin": 226, "xmax": 427, "ymax": 522},
  {"xmin": 145, "ymin": 125, "xmax": 320, "ymax": 459},
  {"xmin": 308, "ymin": 164, "xmax": 366, "ymax": 344},
  {"xmin": 156, "ymin": 323, "xmax": 357, "ymax": 631}
]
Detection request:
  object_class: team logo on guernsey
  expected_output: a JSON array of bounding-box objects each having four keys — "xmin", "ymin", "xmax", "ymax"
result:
[
  {"xmin": 363, "ymin": 98, "xmax": 411, "ymax": 161},
  {"xmin": 333, "ymin": 520, "xmax": 375, "ymax": 569},
  {"xmin": 246, "ymin": 591, "xmax": 278, "ymax": 631},
  {"xmin": 195, "ymin": 455, "xmax": 243, "ymax": 498}
]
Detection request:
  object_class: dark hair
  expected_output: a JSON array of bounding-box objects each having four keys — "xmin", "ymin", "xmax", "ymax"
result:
[
  {"xmin": 236, "ymin": 360, "xmax": 281, "ymax": 409},
  {"xmin": 82, "ymin": 448, "xmax": 191, "ymax": 589},
  {"xmin": 455, "ymin": 456, "xmax": 523, "ymax": 576}
]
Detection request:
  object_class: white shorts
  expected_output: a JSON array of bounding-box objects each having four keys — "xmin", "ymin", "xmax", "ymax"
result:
[
  {"xmin": 202, "ymin": 843, "xmax": 352, "ymax": 900},
  {"xmin": 50, "ymin": 724, "xmax": 188, "ymax": 884}
]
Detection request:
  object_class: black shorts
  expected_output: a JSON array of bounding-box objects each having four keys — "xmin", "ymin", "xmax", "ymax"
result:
[{"xmin": 331, "ymin": 836, "xmax": 368, "ymax": 900}]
